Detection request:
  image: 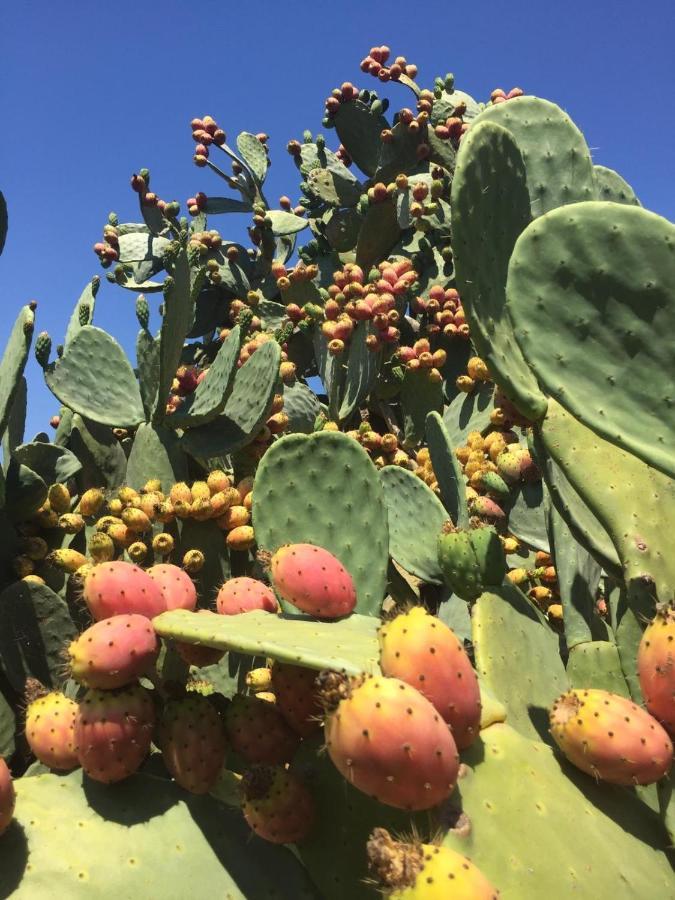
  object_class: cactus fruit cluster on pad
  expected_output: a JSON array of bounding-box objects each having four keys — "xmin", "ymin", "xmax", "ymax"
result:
[{"xmin": 0, "ymin": 41, "xmax": 675, "ymax": 900}]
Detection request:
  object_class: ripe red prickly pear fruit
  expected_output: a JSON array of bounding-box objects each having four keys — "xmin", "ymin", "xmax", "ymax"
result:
[
  {"xmin": 25, "ymin": 691, "xmax": 80, "ymax": 770},
  {"xmin": 270, "ymin": 663, "xmax": 322, "ymax": 737},
  {"xmin": 75, "ymin": 684, "xmax": 155, "ymax": 783},
  {"xmin": 549, "ymin": 689, "xmax": 673, "ymax": 785},
  {"xmin": 0, "ymin": 758, "xmax": 15, "ymax": 836},
  {"xmin": 224, "ymin": 695, "xmax": 300, "ymax": 765},
  {"xmin": 68, "ymin": 614, "xmax": 159, "ymax": 689},
  {"xmin": 242, "ymin": 766, "xmax": 315, "ymax": 844},
  {"xmin": 174, "ymin": 642, "xmax": 225, "ymax": 667},
  {"xmin": 216, "ymin": 577, "xmax": 278, "ymax": 614},
  {"xmin": 638, "ymin": 604, "xmax": 675, "ymax": 736},
  {"xmin": 367, "ymin": 827, "xmax": 499, "ymax": 899},
  {"xmin": 269, "ymin": 543, "xmax": 356, "ymax": 618},
  {"xmin": 83, "ymin": 561, "xmax": 166, "ymax": 621},
  {"xmin": 147, "ymin": 563, "xmax": 197, "ymax": 611},
  {"xmin": 378, "ymin": 607, "xmax": 481, "ymax": 749},
  {"xmin": 320, "ymin": 673, "xmax": 459, "ymax": 810},
  {"xmin": 159, "ymin": 695, "xmax": 227, "ymax": 794}
]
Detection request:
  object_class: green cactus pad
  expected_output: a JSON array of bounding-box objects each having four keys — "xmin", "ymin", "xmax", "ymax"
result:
[
  {"xmin": 204, "ymin": 196, "xmax": 253, "ymax": 214},
  {"xmin": 0, "ymin": 769, "xmax": 320, "ymax": 899},
  {"xmin": 12, "ymin": 441, "xmax": 81, "ymax": 485},
  {"xmin": 0, "ymin": 692, "xmax": 14, "ymax": 759},
  {"xmin": 442, "ymin": 382, "xmax": 494, "ymax": 449},
  {"xmin": 300, "ymin": 143, "xmax": 361, "ymax": 207},
  {"xmin": 593, "ymin": 164, "xmax": 640, "ymax": 205},
  {"xmin": 507, "ymin": 482, "xmax": 549, "ymax": 552},
  {"xmin": 0, "ymin": 304, "xmax": 35, "ymax": 439},
  {"xmin": 181, "ymin": 340, "xmax": 280, "ymax": 459},
  {"xmin": 478, "ymin": 95, "xmax": 595, "ymax": 216},
  {"xmin": 566, "ymin": 641, "xmax": 630, "ymax": 696},
  {"xmin": 236, "ymin": 131, "xmax": 269, "ymax": 184},
  {"xmin": 338, "ymin": 324, "xmax": 380, "ymax": 421},
  {"xmin": 68, "ymin": 415, "xmax": 127, "ymax": 491},
  {"xmin": 136, "ymin": 328, "xmax": 160, "ymax": 419},
  {"xmin": 265, "ymin": 210, "xmax": 308, "ymax": 236},
  {"xmin": 165, "ymin": 327, "xmax": 240, "ymax": 429},
  {"xmin": 283, "ymin": 380, "xmax": 321, "ymax": 434},
  {"xmin": 539, "ymin": 399, "xmax": 675, "ymax": 604},
  {"xmin": 294, "ymin": 737, "xmax": 427, "ymax": 900},
  {"xmin": 2, "ymin": 375, "xmax": 26, "ymax": 465},
  {"xmin": 534, "ymin": 427, "xmax": 621, "ymax": 576},
  {"xmin": 64, "ymin": 277, "xmax": 99, "ymax": 349},
  {"xmin": 152, "ymin": 609, "xmax": 381, "ymax": 675},
  {"xmin": 0, "ymin": 580, "xmax": 77, "ymax": 692},
  {"xmin": 507, "ymin": 201, "xmax": 675, "ymax": 480},
  {"xmin": 380, "ymin": 466, "xmax": 447, "ymax": 584},
  {"xmin": 443, "ymin": 722, "xmax": 674, "ymax": 899},
  {"xmin": 355, "ymin": 200, "xmax": 400, "ymax": 273},
  {"xmin": 333, "ymin": 100, "xmax": 388, "ymax": 176},
  {"xmin": 425, "ymin": 412, "xmax": 470, "ymax": 528},
  {"xmin": 45, "ymin": 326, "xmax": 145, "ymax": 427},
  {"xmin": 472, "ymin": 585, "xmax": 568, "ymax": 741},
  {"xmin": 400, "ymin": 369, "xmax": 444, "ymax": 448},
  {"xmin": 438, "ymin": 526, "xmax": 507, "ymax": 601},
  {"xmin": 437, "ymin": 591, "xmax": 472, "ymax": 643},
  {"xmin": 176, "ymin": 519, "xmax": 230, "ymax": 605},
  {"xmin": 126, "ymin": 423, "xmax": 188, "ymax": 494},
  {"xmin": 545, "ymin": 499, "xmax": 601, "ymax": 648},
  {"xmin": 451, "ymin": 120, "xmax": 546, "ymax": 420},
  {"xmin": 3, "ymin": 460, "xmax": 47, "ymax": 521},
  {"xmin": 154, "ymin": 246, "xmax": 194, "ymax": 423},
  {"xmin": 252, "ymin": 431, "xmax": 388, "ymax": 616}
]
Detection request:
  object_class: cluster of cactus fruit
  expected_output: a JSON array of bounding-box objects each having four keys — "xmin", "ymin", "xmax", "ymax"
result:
[{"xmin": 0, "ymin": 42, "xmax": 674, "ymax": 899}]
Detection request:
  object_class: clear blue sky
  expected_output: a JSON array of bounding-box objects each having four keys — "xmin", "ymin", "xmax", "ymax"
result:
[{"xmin": 1, "ymin": 1, "xmax": 673, "ymax": 439}]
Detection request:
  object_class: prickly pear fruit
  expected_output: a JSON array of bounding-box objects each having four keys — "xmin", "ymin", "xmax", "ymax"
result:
[
  {"xmin": 75, "ymin": 684, "xmax": 155, "ymax": 783},
  {"xmin": 378, "ymin": 607, "xmax": 481, "ymax": 749},
  {"xmin": 320, "ymin": 673, "xmax": 459, "ymax": 810},
  {"xmin": 25, "ymin": 691, "xmax": 79, "ymax": 770},
  {"xmin": 174, "ymin": 642, "xmax": 225, "ymax": 667},
  {"xmin": 638, "ymin": 604, "xmax": 675, "ymax": 736},
  {"xmin": 68, "ymin": 614, "xmax": 159, "ymax": 689},
  {"xmin": 242, "ymin": 766, "xmax": 315, "ymax": 844},
  {"xmin": 271, "ymin": 662, "xmax": 322, "ymax": 737},
  {"xmin": 224, "ymin": 695, "xmax": 300, "ymax": 765},
  {"xmin": 159, "ymin": 695, "xmax": 227, "ymax": 794},
  {"xmin": 147, "ymin": 563, "xmax": 197, "ymax": 611},
  {"xmin": 437, "ymin": 524, "xmax": 506, "ymax": 600},
  {"xmin": 83, "ymin": 561, "xmax": 166, "ymax": 620},
  {"xmin": 549, "ymin": 689, "xmax": 673, "ymax": 785},
  {"xmin": 367, "ymin": 828, "xmax": 499, "ymax": 899},
  {"xmin": 269, "ymin": 543, "xmax": 356, "ymax": 618},
  {"xmin": 0, "ymin": 758, "xmax": 15, "ymax": 836},
  {"xmin": 216, "ymin": 577, "xmax": 278, "ymax": 614}
]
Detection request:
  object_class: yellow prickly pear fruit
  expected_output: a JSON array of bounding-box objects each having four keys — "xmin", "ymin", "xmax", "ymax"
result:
[
  {"xmin": 170, "ymin": 482, "xmax": 192, "ymax": 505},
  {"xmin": 136, "ymin": 492, "xmax": 163, "ymax": 519},
  {"xmin": 58, "ymin": 513, "xmax": 86, "ymax": 534},
  {"xmin": 190, "ymin": 498, "xmax": 213, "ymax": 521},
  {"xmin": 33, "ymin": 505, "xmax": 59, "ymax": 528},
  {"xmin": 216, "ymin": 506, "xmax": 250, "ymax": 530},
  {"xmin": 22, "ymin": 574, "xmax": 46, "ymax": 585},
  {"xmin": 13, "ymin": 556, "xmax": 35, "ymax": 577},
  {"xmin": 183, "ymin": 549, "xmax": 205, "ymax": 574},
  {"xmin": 530, "ymin": 585, "xmax": 553, "ymax": 606},
  {"xmin": 501, "ymin": 536, "xmax": 519, "ymax": 554},
  {"xmin": 79, "ymin": 488, "xmax": 105, "ymax": 517},
  {"xmin": 245, "ymin": 668, "xmax": 273, "ymax": 692},
  {"xmin": 455, "ymin": 446, "xmax": 471, "ymax": 465},
  {"xmin": 467, "ymin": 356, "xmax": 490, "ymax": 381},
  {"xmin": 143, "ymin": 479, "xmax": 162, "ymax": 493},
  {"xmin": 206, "ymin": 470, "xmax": 231, "ymax": 495},
  {"xmin": 465, "ymin": 486, "xmax": 479, "ymax": 503},
  {"xmin": 547, "ymin": 604, "xmax": 564, "ymax": 622},
  {"xmin": 236, "ymin": 476, "xmax": 254, "ymax": 503},
  {"xmin": 490, "ymin": 407, "xmax": 507, "ymax": 427},
  {"xmin": 323, "ymin": 421, "xmax": 339, "ymax": 432},
  {"xmin": 107, "ymin": 524, "xmax": 134, "ymax": 548},
  {"xmin": 21, "ymin": 537, "xmax": 49, "ymax": 561},
  {"xmin": 535, "ymin": 550, "xmax": 552, "ymax": 567},
  {"xmin": 128, "ymin": 541, "xmax": 148, "ymax": 564},
  {"xmin": 226, "ymin": 525, "xmax": 255, "ymax": 551},
  {"xmin": 456, "ymin": 374, "xmax": 475, "ymax": 393},
  {"xmin": 96, "ymin": 515, "xmax": 123, "ymax": 532},
  {"xmin": 156, "ymin": 500, "xmax": 175, "ymax": 523},
  {"xmin": 107, "ymin": 498, "xmax": 124, "ymax": 516},
  {"xmin": 118, "ymin": 486, "xmax": 140, "ymax": 506},
  {"xmin": 270, "ymin": 393, "xmax": 285, "ymax": 415},
  {"xmin": 47, "ymin": 483, "xmax": 71, "ymax": 514},
  {"xmin": 152, "ymin": 533, "xmax": 174, "ymax": 556},
  {"xmin": 207, "ymin": 492, "xmax": 231, "ymax": 518},
  {"xmin": 46, "ymin": 549, "xmax": 88, "ymax": 573},
  {"xmin": 280, "ymin": 360, "xmax": 296, "ymax": 382},
  {"xmin": 488, "ymin": 437, "xmax": 507, "ymax": 463},
  {"xmin": 255, "ymin": 692, "xmax": 277, "ymax": 704},
  {"xmin": 464, "ymin": 460, "xmax": 482, "ymax": 479},
  {"xmin": 172, "ymin": 500, "xmax": 192, "ymax": 520},
  {"xmin": 88, "ymin": 532, "xmax": 115, "ymax": 563},
  {"xmin": 191, "ymin": 481, "xmax": 211, "ymax": 502},
  {"xmin": 121, "ymin": 507, "xmax": 152, "ymax": 533},
  {"xmin": 416, "ymin": 447, "xmax": 430, "ymax": 464},
  {"xmin": 466, "ymin": 431, "xmax": 484, "ymax": 451},
  {"xmin": 507, "ymin": 568, "xmax": 530, "ymax": 586}
]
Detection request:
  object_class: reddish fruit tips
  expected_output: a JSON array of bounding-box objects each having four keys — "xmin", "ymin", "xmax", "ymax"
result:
[
  {"xmin": 270, "ymin": 543, "xmax": 356, "ymax": 618},
  {"xmin": 25, "ymin": 692, "xmax": 80, "ymax": 770},
  {"xmin": 159, "ymin": 696, "xmax": 227, "ymax": 794},
  {"xmin": 549, "ymin": 689, "xmax": 673, "ymax": 785},
  {"xmin": 224, "ymin": 695, "xmax": 300, "ymax": 765},
  {"xmin": 322, "ymin": 674, "xmax": 459, "ymax": 810},
  {"xmin": 378, "ymin": 606, "xmax": 481, "ymax": 749},
  {"xmin": 0, "ymin": 758, "xmax": 15, "ymax": 835},
  {"xmin": 271, "ymin": 663, "xmax": 322, "ymax": 737},
  {"xmin": 147, "ymin": 563, "xmax": 198, "ymax": 611},
  {"xmin": 68, "ymin": 614, "xmax": 159, "ymax": 690},
  {"xmin": 83, "ymin": 561, "xmax": 166, "ymax": 621},
  {"xmin": 216, "ymin": 577, "xmax": 278, "ymax": 615},
  {"xmin": 242, "ymin": 766, "xmax": 315, "ymax": 844}
]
